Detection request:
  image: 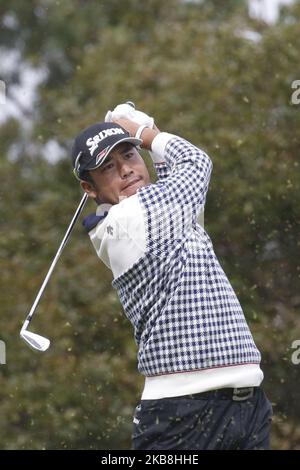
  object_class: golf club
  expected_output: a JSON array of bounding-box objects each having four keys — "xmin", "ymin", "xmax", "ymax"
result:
[{"xmin": 20, "ymin": 192, "xmax": 88, "ymax": 352}]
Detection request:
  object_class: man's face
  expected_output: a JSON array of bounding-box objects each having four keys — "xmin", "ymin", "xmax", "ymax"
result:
[{"xmin": 80, "ymin": 142, "xmax": 151, "ymax": 204}]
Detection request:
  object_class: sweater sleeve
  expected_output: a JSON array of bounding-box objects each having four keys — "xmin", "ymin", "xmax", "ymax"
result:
[
  {"xmin": 153, "ymin": 161, "xmax": 170, "ymax": 181},
  {"xmin": 148, "ymin": 143, "xmax": 170, "ymax": 181}
]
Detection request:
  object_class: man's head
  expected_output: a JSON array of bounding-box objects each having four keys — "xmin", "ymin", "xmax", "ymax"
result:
[{"xmin": 72, "ymin": 122, "xmax": 151, "ymax": 204}]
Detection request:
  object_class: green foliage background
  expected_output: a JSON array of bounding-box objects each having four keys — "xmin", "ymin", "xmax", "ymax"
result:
[{"xmin": 0, "ymin": 0, "xmax": 299, "ymax": 449}]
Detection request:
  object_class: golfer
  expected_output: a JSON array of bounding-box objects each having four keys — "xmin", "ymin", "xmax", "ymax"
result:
[{"xmin": 72, "ymin": 103, "xmax": 273, "ymax": 450}]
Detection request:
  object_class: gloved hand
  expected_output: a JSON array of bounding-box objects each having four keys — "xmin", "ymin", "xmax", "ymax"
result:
[{"xmin": 105, "ymin": 102, "xmax": 154, "ymax": 129}]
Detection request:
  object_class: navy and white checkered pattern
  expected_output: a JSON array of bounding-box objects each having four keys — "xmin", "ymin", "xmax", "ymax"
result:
[{"xmin": 112, "ymin": 137, "xmax": 261, "ymax": 377}]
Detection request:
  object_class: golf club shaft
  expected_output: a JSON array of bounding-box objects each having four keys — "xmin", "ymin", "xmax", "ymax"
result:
[{"xmin": 21, "ymin": 193, "xmax": 88, "ymax": 332}]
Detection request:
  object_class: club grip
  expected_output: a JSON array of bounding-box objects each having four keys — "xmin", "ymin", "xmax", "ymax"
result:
[{"xmin": 126, "ymin": 101, "xmax": 135, "ymax": 109}]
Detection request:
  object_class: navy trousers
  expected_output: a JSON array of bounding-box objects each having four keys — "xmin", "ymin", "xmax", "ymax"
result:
[{"xmin": 132, "ymin": 387, "xmax": 273, "ymax": 450}]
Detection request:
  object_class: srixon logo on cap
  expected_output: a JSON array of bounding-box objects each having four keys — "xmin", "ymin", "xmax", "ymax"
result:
[{"xmin": 86, "ymin": 128, "xmax": 125, "ymax": 156}]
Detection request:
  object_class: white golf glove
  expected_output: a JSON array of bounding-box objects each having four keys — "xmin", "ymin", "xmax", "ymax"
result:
[{"xmin": 105, "ymin": 102, "xmax": 154, "ymax": 129}]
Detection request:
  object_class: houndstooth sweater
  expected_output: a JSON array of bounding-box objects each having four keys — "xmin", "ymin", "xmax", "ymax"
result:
[{"xmin": 85, "ymin": 133, "xmax": 261, "ymax": 385}]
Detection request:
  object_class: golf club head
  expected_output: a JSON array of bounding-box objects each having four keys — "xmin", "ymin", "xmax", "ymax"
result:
[{"xmin": 20, "ymin": 330, "xmax": 50, "ymax": 352}]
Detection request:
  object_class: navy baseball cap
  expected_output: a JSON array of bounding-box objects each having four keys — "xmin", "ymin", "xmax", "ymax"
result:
[{"xmin": 72, "ymin": 122, "xmax": 142, "ymax": 180}]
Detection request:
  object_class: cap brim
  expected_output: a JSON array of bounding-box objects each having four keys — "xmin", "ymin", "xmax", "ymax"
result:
[{"xmin": 88, "ymin": 137, "xmax": 143, "ymax": 171}]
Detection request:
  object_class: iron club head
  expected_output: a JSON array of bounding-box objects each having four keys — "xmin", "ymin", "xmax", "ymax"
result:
[{"xmin": 20, "ymin": 330, "xmax": 50, "ymax": 352}]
